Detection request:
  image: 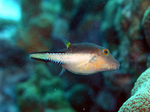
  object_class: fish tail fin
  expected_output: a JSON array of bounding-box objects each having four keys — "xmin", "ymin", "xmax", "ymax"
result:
[
  {"xmin": 29, "ymin": 52, "xmax": 63, "ymax": 65},
  {"xmin": 29, "ymin": 52, "xmax": 50, "ymax": 62}
]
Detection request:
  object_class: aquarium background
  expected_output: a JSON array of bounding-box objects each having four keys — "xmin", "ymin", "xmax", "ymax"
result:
[{"xmin": 0, "ymin": 0, "xmax": 150, "ymax": 112}]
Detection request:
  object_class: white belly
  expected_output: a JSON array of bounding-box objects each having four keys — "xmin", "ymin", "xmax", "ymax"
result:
[{"xmin": 61, "ymin": 53, "xmax": 96, "ymax": 74}]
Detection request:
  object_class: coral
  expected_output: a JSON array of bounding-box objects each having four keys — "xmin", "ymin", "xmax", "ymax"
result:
[
  {"xmin": 139, "ymin": 0, "xmax": 150, "ymax": 15},
  {"xmin": 52, "ymin": 17, "xmax": 69, "ymax": 40},
  {"xmin": 142, "ymin": 5, "xmax": 150, "ymax": 70},
  {"xmin": 40, "ymin": 0, "xmax": 61, "ymax": 14},
  {"xmin": 66, "ymin": 84, "xmax": 94, "ymax": 112},
  {"xmin": 18, "ymin": 0, "xmax": 63, "ymax": 53},
  {"xmin": 103, "ymin": 71, "xmax": 133, "ymax": 93},
  {"xmin": 101, "ymin": 0, "xmax": 149, "ymax": 76},
  {"xmin": 147, "ymin": 55, "xmax": 150, "ymax": 68},
  {"xmin": 17, "ymin": 13, "xmax": 54, "ymax": 53},
  {"xmin": 21, "ymin": 0, "xmax": 41, "ymax": 27},
  {"xmin": 17, "ymin": 63, "xmax": 75, "ymax": 112},
  {"xmin": 60, "ymin": 0, "xmax": 74, "ymax": 12},
  {"xmin": 0, "ymin": 39, "xmax": 27, "ymax": 67},
  {"xmin": 118, "ymin": 68, "xmax": 150, "ymax": 111},
  {"xmin": 142, "ymin": 6, "xmax": 150, "ymax": 47},
  {"xmin": 3, "ymin": 0, "xmax": 150, "ymax": 111},
  {"xmin": 68, "ymin": 0, "xmax": 106, "ymax": 31},
  {"xmin": 96, "ymin": 89, "xmax": 116, "ymax": 111},
  {"xmin": 45, "ymin": 108, "xmax": 76, "ymax": 112}
]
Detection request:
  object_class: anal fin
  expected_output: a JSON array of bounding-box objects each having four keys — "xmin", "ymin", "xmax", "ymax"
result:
[{"xmin": 59, "ymin": 68, "xmax": 66, "ymax": 76}]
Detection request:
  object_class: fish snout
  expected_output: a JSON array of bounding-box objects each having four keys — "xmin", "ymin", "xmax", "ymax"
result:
[
  {"xmin": 111, "ymin": 62, "xmax": 120, "ymax": 70},
  {"xmin": 104, "ymin": 56, "xmax": 120, "ymax": 71}
]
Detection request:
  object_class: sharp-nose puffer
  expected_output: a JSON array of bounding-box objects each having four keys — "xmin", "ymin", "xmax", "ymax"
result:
[{"xmin": 30, "ymin": 39, "xmax": 120, "ymax": 76}]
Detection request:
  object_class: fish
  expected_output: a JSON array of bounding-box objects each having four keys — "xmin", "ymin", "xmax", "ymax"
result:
[{"xmin": 29, "ymin": 39, "xmax": 120, "ymax": 75}]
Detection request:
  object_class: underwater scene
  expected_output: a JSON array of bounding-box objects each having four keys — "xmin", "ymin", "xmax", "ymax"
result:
[{"xmin": 0, "ymin": 0, "xmax": 150, "ymax": 112}]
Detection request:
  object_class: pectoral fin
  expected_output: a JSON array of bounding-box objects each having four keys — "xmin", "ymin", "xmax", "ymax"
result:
[{"xmin": 89, "ymin": 56, "xmax": 96, "ymax": 63}]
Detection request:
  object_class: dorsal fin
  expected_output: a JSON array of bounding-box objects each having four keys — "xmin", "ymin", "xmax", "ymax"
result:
[{"xmin": 62, "ymin": 38, "xmax": 71, "ymax": 48}]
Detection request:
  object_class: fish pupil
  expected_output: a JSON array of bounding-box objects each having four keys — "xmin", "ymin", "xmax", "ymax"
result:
[
  {"xmin": 103, "ymin": 49, "xmax": 109, "ymax": 55},
  {"xmin": 104, "ymin": 51, "xmax": 108, "ymax": 54}
]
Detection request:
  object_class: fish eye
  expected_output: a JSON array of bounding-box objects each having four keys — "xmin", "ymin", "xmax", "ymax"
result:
[{"xmin": 102, "ymin": 49, "xmax": 109, "ymax": 56}]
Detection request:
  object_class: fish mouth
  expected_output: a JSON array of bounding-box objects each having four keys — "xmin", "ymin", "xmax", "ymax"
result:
[
  {"xmin": 114, "ymin": 64, "xmax": 120, "ymax": 70},
  {"xmin": 106, "ymin": 62, "xmax": 120, "ymax": 70},
  {"xmin": 112, "ymin": 62, "xmax": 120, "ymax": 70}
]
